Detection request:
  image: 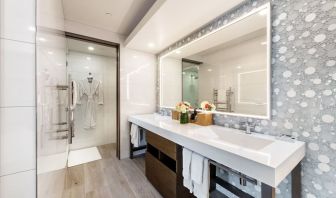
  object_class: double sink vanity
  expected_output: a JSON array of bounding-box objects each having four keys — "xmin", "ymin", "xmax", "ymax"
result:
[
  {"xmin": 129, "ymin": 3, "xmax": 306, "ymax": 198},
  {"xmin": 128, "ymin": 114, "xmax": 305, "ymax": 198}
]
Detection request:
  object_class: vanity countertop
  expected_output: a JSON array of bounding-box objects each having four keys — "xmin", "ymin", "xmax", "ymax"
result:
[{"xmin": 128, "ymin": 114, "xmax": 305, "ymax": 187}]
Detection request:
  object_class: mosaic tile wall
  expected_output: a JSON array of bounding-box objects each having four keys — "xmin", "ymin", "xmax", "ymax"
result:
[{"xmin": 157, "ymin": 0, "xmax": 336, "ymax": 197}]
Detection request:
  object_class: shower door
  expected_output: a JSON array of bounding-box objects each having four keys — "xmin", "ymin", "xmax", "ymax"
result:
[{"xmin": 36, "ymin": 28, "xmax": 70, "ymax": 198}]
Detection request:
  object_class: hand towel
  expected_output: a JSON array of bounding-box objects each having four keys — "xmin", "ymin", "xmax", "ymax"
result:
[
  {"xmin": 130, "ymin": 124, "xmax": 140, "ymax": 147},
  {"xmin": 193, "ymin": 158, "xmax": 209, "ymax": 198},
  {"xmin": 191, "ymin": 152, "xmax": 204, "ymax": 184},
  {"xmin": 182, "ymin": 148, "xmax": 193, "ymax": 192},
  {"xmin": 140, "ymin": 129, "xmax": 147, "ymax": 146}
]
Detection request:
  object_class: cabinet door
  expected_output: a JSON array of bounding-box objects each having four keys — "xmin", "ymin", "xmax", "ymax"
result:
[
  {"xmin": 146, "ymin": 152, "xmax": 176, "ymax": 198},
  {"xmin": 146, "ymin": 131, "xmax": 176, "ymax": 160}
]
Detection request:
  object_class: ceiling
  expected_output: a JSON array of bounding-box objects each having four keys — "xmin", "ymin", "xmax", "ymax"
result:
[
  {"xmin": 63, "ymin": 0, "xmax": 156, "ymax": 35},
  {"xmin": 67, "ymin": 38, "xmax": 117, "ymax": 58},
  {"xmin": 63, "ymin": 0, "xmax": 247, "ymax": 54},
  {"xmin": 125, "ymin": 0, "xmax": 245, "ymax": 54}
]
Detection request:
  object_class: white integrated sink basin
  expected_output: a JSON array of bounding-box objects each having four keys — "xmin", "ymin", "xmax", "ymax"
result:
[
  {"xmin": 192, "ymin": 126, "xmax": 274, "ymax": 151},
  {"xmin": 128, "ymin": 114, "xmax": 306, "ymax": 187}
]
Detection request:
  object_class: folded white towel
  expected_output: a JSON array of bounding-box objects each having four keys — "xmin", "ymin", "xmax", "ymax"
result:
[
  {"xmin": 193, "ymin": 158, "xmax": 209, "ymax": 198},
  {"xmin": 191, "ymin": 152, "xmax": 204, "ymax": 184},
  {"xmin": 130, "ymin": 124, "xmax": 140, "ymax": 147},
  {"xmin": 183, "ymin": 148, "xmax": 193, "ymax": 192},
  {"xmin": 183, "ymin": 148, "xmax": 192, "ymax": 179}
]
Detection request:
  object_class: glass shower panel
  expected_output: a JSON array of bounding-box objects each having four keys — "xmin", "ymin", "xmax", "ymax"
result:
[
  {"xmin": 36, "ymin": 0, "xmax": 69, "ymax": 197},
  {"xmin": 36, "ymin": 29, "xmax": 69, "ymax": 198}
]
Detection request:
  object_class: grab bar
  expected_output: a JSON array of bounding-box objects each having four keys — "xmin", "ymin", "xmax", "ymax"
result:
[
  {"xmin": 54, "ymin": 122, "xmax": 68, "ymax": 125},
  {"xmin": 45, "ymin": 129, "xmax": 69, "ymax": 134}
]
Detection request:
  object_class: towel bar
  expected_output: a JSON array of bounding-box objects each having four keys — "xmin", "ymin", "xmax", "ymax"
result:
[
  {"xmin": 209, "ymin": 160, "xmax": 257, "ymax": 185},
  {"xmin": 129, "ymin": 123, "xmax": 147, "ymax": 159}
]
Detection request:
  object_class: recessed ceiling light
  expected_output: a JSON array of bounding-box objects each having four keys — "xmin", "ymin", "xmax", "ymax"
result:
[
  {"xmin": 47, "ymin": 51, "xmax": 53, "ymax": 55},
  {"xmin": 86, "ymin": 57, "xmax": 91, "ymax": 60},
  {"xmin": 236, "ymin": 66, "xmax": 242, "ymax": 69},
  {"xmin": 260, "ymin": 41, "xmax": 267, "ymax": 45},
  {"xmin": 147, "ymin": 42, "xmax": 155, "ymax": 48},
  {"xmin": 258, "ymin": 9, "xmax": 267, "ymax": 16},
  {"xmin": 88, "ymin": 46, "xmax": 95, "ymax": 51},
  {"xmin": 175, "ymin": 50, "xmax": 181, "ymax": 54},
  {"xmin": 28, "ymin": 26, "xmax": 36, "ymax": 32},
  {"xmin": 38, "ymin": 37, "xmax": 46, "ymax": 42},
  {"xmin": 133, "ymin": 55, "xmax": 138, "ymax": 59},
  {"xmin": 207, "ymin": 69, "xmax": 212, "ymax": 72}
]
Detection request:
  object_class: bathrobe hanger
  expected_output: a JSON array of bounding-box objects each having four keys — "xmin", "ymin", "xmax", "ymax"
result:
[{"xmin": 87, "ymin": 72, "xmax": 93, "ymax": 83}]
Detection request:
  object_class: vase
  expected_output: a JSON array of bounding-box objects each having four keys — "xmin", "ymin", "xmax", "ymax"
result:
[{"xmin": 180, "ymin": 112, "xmax": 189, "ymax": 124}]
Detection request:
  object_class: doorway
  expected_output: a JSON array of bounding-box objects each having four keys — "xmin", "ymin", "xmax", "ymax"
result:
[
  {"xmin": 65, "ymin": 33, "xmax": 120, "ymax": 166},
  {"xmin": 36, "ymin": 31, "xmax": 120, "ymax": 197}
]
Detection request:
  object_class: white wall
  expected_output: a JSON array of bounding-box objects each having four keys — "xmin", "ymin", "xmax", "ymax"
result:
[
  {"xmin": 68, "ymin": 51, "xmax": 117, "ymax": 149},
  {"xmin": 0, "ymin": 0, "xmax": 36, "ymax": 197},
  {"xmin": 160, "ymin": 57, "xmax": 182, "ymax": 107},
  {"xmin": 65, "ymin": 21, "xmax": 157, "ymax": 159}
]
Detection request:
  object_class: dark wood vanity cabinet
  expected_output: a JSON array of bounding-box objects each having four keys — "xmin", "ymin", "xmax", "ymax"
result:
[{"xmin": 145, "ymin": 131, "xmax": 195, "ymax": 198}]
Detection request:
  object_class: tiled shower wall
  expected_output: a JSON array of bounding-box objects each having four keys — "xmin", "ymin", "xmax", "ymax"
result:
[
  {"xmin": 0, "ymin": 0, "xmax": 36, "ymax": 197},
  {"xmin": 158, "ymin": 0, "xmax": 336, "ymax": 197}
]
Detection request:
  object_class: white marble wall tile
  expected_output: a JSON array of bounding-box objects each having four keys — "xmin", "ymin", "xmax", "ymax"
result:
[
  {"xmin": 0, "ymin": 0, "xmax": 36, "ymax": 43},
  {"xmin": 0, "ymin": 39, "xmax": 35, "ymax": 107},
  {"xmin": 0, "ymin": 107, "xmax": 36, "ymax": 176},
  {"xmin": 0, "ymin": 170, "xmax": 36, "ymax": 198}
]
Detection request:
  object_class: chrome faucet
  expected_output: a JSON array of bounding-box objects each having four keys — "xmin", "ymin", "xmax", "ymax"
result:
[{"xmin": 239, "ymin": 121, "xmax": 255, "ymax": 134}]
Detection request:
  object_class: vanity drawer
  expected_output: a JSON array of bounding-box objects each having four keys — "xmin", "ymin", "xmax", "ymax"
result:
[
  {"xmin": 146, "ymin": 131, "xmax": 176, "ymax": 160},
  {"xmin": 146, "ymin": 152, "xmax": 176, "ymax": 198}
]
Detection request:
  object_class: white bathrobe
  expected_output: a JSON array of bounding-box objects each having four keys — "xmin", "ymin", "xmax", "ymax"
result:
[{"xmin": 78, "ymin": 79, "xmax": 103, "ymax": 129}]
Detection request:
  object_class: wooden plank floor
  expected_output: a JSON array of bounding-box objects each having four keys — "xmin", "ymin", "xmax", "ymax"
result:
[{"xmin": 38, "ymin": 144, "xmax": 162, "ymax": 198}]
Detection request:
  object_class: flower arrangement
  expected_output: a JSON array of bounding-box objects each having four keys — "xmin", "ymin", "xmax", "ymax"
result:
[
  {"xmin": 175, "ymin": 101, "xmax": 191, "ymax": 113},
  {"xmin": 200, "ymin": 101, "xmax": 216, "ymax": 111}
]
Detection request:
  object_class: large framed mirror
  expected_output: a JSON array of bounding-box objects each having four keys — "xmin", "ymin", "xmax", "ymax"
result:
[{"xmin": 159, "ymin": 3, "xmax": 271, "ymax": 119}]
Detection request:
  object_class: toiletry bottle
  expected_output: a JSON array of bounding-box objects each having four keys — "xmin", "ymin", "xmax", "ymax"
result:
[{"xmin": 190, "ymin": 108, "xmax": 198, "ymax": 121}]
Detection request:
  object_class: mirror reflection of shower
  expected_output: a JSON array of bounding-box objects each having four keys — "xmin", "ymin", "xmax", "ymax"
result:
[{"xmin": 182, "ymin": 59, "xmax": 201, "ymax": 108}]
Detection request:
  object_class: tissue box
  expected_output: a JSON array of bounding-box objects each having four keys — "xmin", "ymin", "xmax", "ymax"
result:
[{"xmin": 195, "ymin": 113, "xmax": 213, "ymax": 126}]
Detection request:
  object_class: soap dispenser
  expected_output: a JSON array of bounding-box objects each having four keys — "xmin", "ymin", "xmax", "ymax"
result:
[{"xmin": 190, "ymin": 108, "xmax": 198, "ymax": 121}]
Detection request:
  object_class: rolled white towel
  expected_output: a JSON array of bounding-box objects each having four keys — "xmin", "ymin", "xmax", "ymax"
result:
[
  {"xmin": 183, "ymin": 148, "xmax": 193, "ymax": 192},
  {"xmin": 130, "ymin": 123, "xmax": 140, "ymax": 147}
]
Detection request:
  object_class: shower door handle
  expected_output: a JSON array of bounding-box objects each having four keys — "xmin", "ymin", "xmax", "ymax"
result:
[{"xmin": 67, "ymin": 74, "xmax": 75, "ymax": 144}]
